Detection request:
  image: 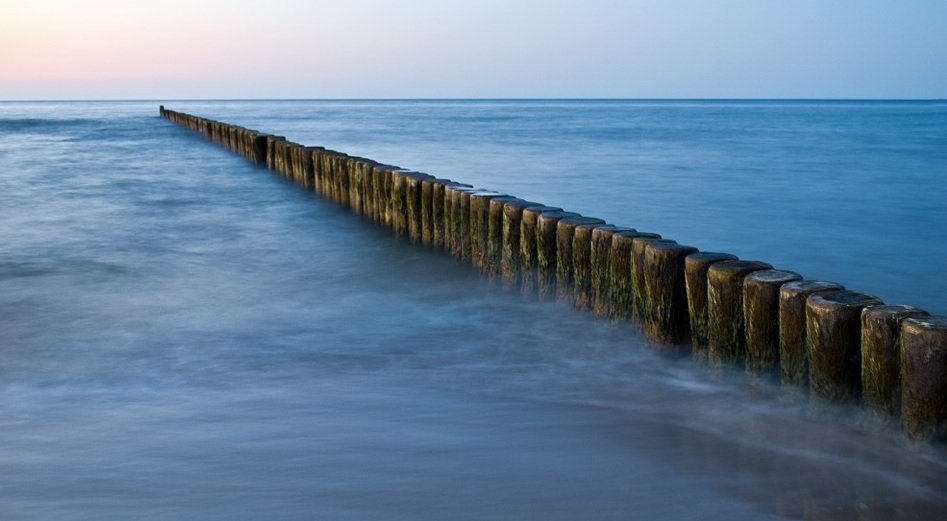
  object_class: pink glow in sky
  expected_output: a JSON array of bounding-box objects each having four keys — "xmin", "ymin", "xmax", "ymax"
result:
[{"xmin": 1, "ymin": 0, "xmax": 945, "ymax": 99}]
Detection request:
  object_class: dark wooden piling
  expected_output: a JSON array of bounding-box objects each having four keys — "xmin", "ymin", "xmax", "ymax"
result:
[
  {"xmin": 806, "ymin": 291, "xmax": 884, "ymax": 403},
  {"xmin": 778, "ymin": 280, "xmax": 846, "ymax": 388},
  {"xmin": 519, "ymin": 206, "xmax": 561, "ymax": 294},
  {"xmin": 556, "ymin": 217, "xmax": 606, "ymax": 301},
  {"xmin": 430, "ymin": 179, "xmax": 451, "ymax": 249},
  {"xmin": 487, "ymin": 197, "xmax": 525, "ymax": 278},
  {"xmin": 900, "ymin": 316, "xmax": 947, "ymax": 442},
  {"xmin": 707, "ymin": 260, "xmax": 773, "ymax": 368},
  {"xmin": 536, "ymin": 210, "xmax": 580, "ymax": 299},
  {"xmin": 446, "ymin": 185, "xmax": 476, "ymax": 259},
  {"xmin": 405, "ymin": 172, "xmax": 433, "ymax": 244},
  {"xmin": 609, "ymin": 231, "xmax": 661, "ymax": 321},
  {"xmin": 590, "ymin": 226, "xmax": 635, "ymax": 317},
  {"xmin": 572, "ymin": 222, "xmax": 610, "ymax": 310},
  {"xmin": 443, "ymin": 183, "xmax": 473, "ymax": 255},
  {"xmin": 419, "ymin": 178, "xmax": 436, "ymax": 246},
  {"xmin": 500, "ymin": 199, "xmax": 538, "ymax": 286},
  {"xmin": 685, "ymin": 252, "xmax": 739, "ymax": 362},
  {"xmin": 861, "ymin": 305, "xmax": 930, "ymax": 420},
  {"xmin": 744, "ymin": 269, "xmax": 803, "ymax": 377},
  {"xmin": 631, "ymin": 237, "xmax": 677, "ymax": 326},
  {"xmin": 389, "ymin": 170, "xmax": 409, "ymax": 237},
  {"xmin": 643, "ymin": 242, "xmax": 699, "ymax": 346},
  {"xmin": 469, "ymin": 191, "xmax": 504, "ymax": 272}
]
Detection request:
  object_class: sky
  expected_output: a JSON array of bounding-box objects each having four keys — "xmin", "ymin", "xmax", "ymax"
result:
[{"xmin": 1, "ymin": 0, "xmax": 944, "ymax": 100}]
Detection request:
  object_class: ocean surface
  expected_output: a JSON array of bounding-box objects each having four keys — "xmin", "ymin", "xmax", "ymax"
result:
[{"xmin": 1, "ymin": 99, "xmax": 945, "ymax": 520}]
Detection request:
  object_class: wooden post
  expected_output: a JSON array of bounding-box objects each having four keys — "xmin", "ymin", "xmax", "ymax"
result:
[
  {"xmin": 518, "ymin": 206, "xmax": 562, "ymax": 295},
  {"xmin": 556, "ymin": 216, "xmax": 606, "ymax": 301},
  {"xmin": 609, "ymin": 231, "xmax": 661, "ymax": 321},
  {"xmin": 707, "ymin": 260, "xmax": 773, "ymax": 368},
  {"xmin": 778, "ymin": 280, "xmax": 846, "ymax": 388},
  {"xmin": 590, "ymin": 226, "xmax": 635, "ymax": 317},
  {"xmin": 861, "ymin": 305, "xmax": 929, "ymax": 421},
  {"xmin": 500, "ymin": 199, "xmax": 539, "ymax": 286},
  {"xmin": 900, "ymin": 316, "xmax": 947, "ymax": 442},
  {"xmin": 806, "ymin": 291, "xmax": 884, "ymax": 403},
  {"xmin": 446, "ymin": 185, "xmax": 476, "ymax": 259},
  {"xmin": 643, "ymin": 242, "xmax": 699, "ymax": 346},
  {"xmin": 631, "ymin": 237, "xmax": 677, "ymax": 326},
  {"xmin": 429, "ymin": 178, "xmax": 451, "ymax": 249},
  {"xmin": 572, "ymin": 221, "xmax": 610, "ymax": 311},
  {"xmin": 419, "ymin": 177, "xmax": 437, "ymax": 246},
  {"xmin": 469, "ymin": 191, "xmax": 504, "ymax": 272},
  {"xmin": 487, "ymin": 196, "xmax": 526, "ymax": 278},
  {"xmin": 443, "ymin": 183, "xmax": 473, "ymax": 255},
  {"xmin": 405, "ymin": 172, "xmax": 433, "ymax": 244},
  {"xmin": 685, "ymin": 252, "xmax": 738, "ymax": 362},
  {"xmin": 389, "ymin": 170, "xmax": 409, "ymax": 237},
  {"xmin": 744, "ymin": 269, "xmax": 803, "ymax": 377},
  {"xmin": 536, "ymin": 210, "xmax": 579, "ymax": 299}
]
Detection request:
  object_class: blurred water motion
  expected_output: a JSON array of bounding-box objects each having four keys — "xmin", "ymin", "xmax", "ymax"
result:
[{"xmin": 0, "ymin": 100, "xmax": 945, "ymax": 520}]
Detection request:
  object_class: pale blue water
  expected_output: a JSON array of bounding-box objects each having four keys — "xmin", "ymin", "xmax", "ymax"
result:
[{"xmin": 1, "ymin": 100, "xmax": 945, "ymax": 520}]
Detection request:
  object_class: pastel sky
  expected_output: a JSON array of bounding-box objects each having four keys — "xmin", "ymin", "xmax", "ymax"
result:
[{"xmin": 1, "ymin": 0, "xmax": 944, "ymax": 99}]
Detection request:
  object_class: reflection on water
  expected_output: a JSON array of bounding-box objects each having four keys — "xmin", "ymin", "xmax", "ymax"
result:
[{"xmin": 0, "ymin": 101, "xmax": 945, "ymax": 520}]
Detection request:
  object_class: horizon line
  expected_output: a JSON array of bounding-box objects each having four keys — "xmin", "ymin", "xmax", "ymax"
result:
[{"xmin": 2, "ymin": 97, "xmax": 945, "ymax": 103}]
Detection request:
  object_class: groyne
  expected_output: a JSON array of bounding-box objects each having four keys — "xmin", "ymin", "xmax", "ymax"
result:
[{"xmin": 159, "ymin": 106, "xmax": 947, "ymax": 444}]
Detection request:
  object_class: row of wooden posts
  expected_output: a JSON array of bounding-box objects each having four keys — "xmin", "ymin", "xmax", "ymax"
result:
[{"xmin": 159, "ymin": 106, "xmax": 947, "ymax": 443}]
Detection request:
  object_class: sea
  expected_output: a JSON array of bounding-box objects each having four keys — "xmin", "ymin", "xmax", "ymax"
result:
[{"xmin": 1, "ymin": 99, "xmax": 945, "ymax": 520}]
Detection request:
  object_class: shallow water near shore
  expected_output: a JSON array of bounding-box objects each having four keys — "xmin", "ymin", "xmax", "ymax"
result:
[{"xmin": 1, "ymin": 100, "xmax": 946, "ymax": 520}]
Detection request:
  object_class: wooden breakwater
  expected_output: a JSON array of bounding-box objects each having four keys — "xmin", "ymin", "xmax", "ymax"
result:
[{"xmin": 159, "ymin": 106, "xmax": 947, "ymax": 444}]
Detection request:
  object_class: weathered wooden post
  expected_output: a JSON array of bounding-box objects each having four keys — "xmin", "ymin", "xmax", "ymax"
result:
[
  {"xmin": 556, "ymin": 216, "xmax": 606, "ymax": 301},
  {"xmin": 419, "ymin": 177, "xmax": 436, "ymax": 246},
  {"xmin": 778, "ymin": 281, "xmax": 846, "ymax": 387},
  {"xmin": 707, "ymin": 260, "xmax": 772, "ymax": 368},
  {"xmin": 430, "ymin": 179, "xmax": 453, "ymax": 249},
  {"xmin": 609, "ymin": 231, "xmax": 661, "ymax": 321},
  {"xmin": 643, "ymin": 242, "xmax": 699, "ymax": 346},
  {"xmin": 469, "ymin": 191, "xmax": 504, "ymax": 272},
  {"xmin": 685, "ymin": 252, "xmax": 738, "ymax": 362},
  {"xmin": 347, "ymin": 158, "xmax": 365, "ymax": 213},
  {"xmin": 743, "ymin": 269, "xmax": 803, "ymax": 376},
  {"xmin": 389, "ymin": 170, "xmax": 409, "ymax": 237},
  {"xmin": 860, "ymin": 305, "xmax": 930, "ymax": 420},
  {"xmin": 631, "ymin": 237, "xmax": 677, "ymax": 326},
  {"xmin": 572, "ymin": 222, "xmax": 611, "ymax": 311},
  {"xmin": 806, "ymin": 291, "xmax": 883, "ymax": 403},
  {"xmin": 900, "ymin": 316, "xmax": 947, "ymax": 442},
  {"xmin": 405, "ymin": 172, "xmax": 433, "ymax": 244},
  {"xmin": 536, "ymin": 210, "xmax": 579, "ymax": 299},
  {"xmin": 589, "ymin": 226, "xmax": 635, "ymax": 317},
  {"xmin": 446, "ymin": 185, "xmax": 476, "ymax": 259},
  {"xmin": 487, "ymin": 196, "xmax": 525, "ymax": 278},
  {"xmin": 518, "ymin": 206, "xmax": 559, "ymax": 294},
  {"xmin": 500, "ymin": 200, "xmax": 540, "ymax": 286}
]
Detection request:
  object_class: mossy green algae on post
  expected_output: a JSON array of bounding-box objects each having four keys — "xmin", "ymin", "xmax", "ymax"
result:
[
  {"xmin": 644, "ymin": 242, "xmax": 699, "ymax": 346},
  {"xmin": 743, "ymin": 269, "xmax": 802, "ymax": 377},
  {"xmin": 589, "ymin": 226, "xmax": 630, "ymax": 317},
  {"xmin": 556, "ymin": 216, "xmax": 606, "ymax": 302},
  {"xmin": 778, "ymin": 280, "xmax": 845, "ymax": 387},
  {"xmin": 861, "ymin": 305, "xmax": 929, "ymax": 420},
  {"xmin": 608, "ymin": 231, "xmax": 660, "ymax": 322},
  {"xmin": 685, "ymin": 252, "xmax": 738, "ymax": 363},
  {"xmin": 707, "ymin": 260, "xmax": 772, "ymax": 368},
  {"xmin": 806, "ymin": 290, "xmax": 883, "ymax": 404},
  {"xmin": 900, "ymin": 316, "xmax": 947, "ymax": 442}
]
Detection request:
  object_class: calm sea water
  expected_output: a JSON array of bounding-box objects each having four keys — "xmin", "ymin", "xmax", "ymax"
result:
[{"xmin": 1, "ymin": 100, "xmax": 945, "ymax": 520}]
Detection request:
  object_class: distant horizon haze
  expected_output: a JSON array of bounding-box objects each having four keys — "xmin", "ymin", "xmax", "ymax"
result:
[{"xmin": 1, "ymin": 0, "xmax": 944, "ymax": 100}]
